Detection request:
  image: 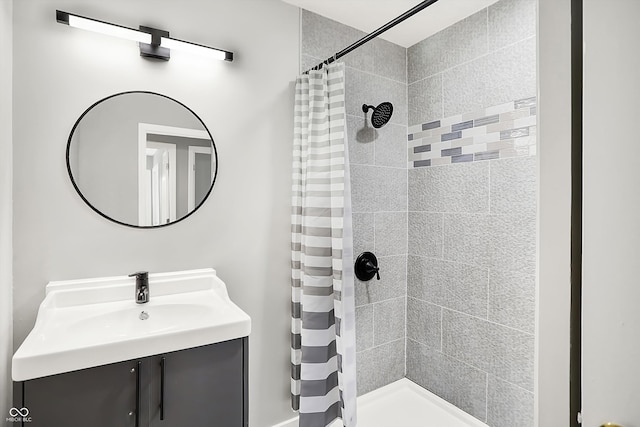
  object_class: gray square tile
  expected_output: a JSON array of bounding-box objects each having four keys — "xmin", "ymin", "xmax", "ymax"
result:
[
  {"xmin": 439, "ymin": 8, "xmax": 489, "ymax": 71},
  {"xmin": 374, "ymin": 123, "xmax": 408, "ymax": 168},
  {"xmin": 407, "ymin": 339, "xmax": 488, "ymax": 422},
  {"xmin": 351, "ymin": 165, "xmax": 407, "ymax": 213},
  {"xmin": 442, "ymin": 310, "xmax": 534, "ymax": 391},
  {"xmin": 488, "ymin": 270, "xmax": 535, "ymax": 333},
  {"xmin": 407, "ymin": 9, "xmax": 488, "ymax": 84},
  {"xmin": 442, "ymin": 36, "xmax": 536, "ymax": 117},
  {"xmin": 408, "ymin": 74, "xmax": 443, "ymax": 126},
  {"xmin": 301, "ymin": 10, "xmax": 374, "ymax": 73},
  {"xmin": 428, "ymin": 258, "xmax": 489, "ymax": 318},
  {"xmin": 443, "ymin": 214, "xmax": 491, "ymax": 267},
  {"xmin": 353, "ymin": 212, "xmax": 374, "ymax": 257},
  {"xmin": 443, "ymin": 213, "xmax": 536, "ymax": 274},
  {"xmin": 375, "ymin": 212, "xmax": 407, "ymax": 256},
  {"xmin": 347, "ymin": 114, "xmax": 375, "ymax": 165},
  {"xmin": 407, "ymin": 297, "xmax": 442, "ymax": 349},
  {"xmin": 356, "ymin": 255, "xmax": 407, "ymax": 306},
  {"xmin": 372, "ymin": 37, "xmax": 407, "ymax": 83},
  {"xmin": 490, "ymin": 156, "xmax": 537, "ymax": 215},
  {"xmin": 407, "ymin": 255, "xmax": 427, "ymax": 301},
  {"xmin": 409, "ymin": 161, "xmax": 490, "ymax": 213},
  {"xmin": 356, "ymin": 305, "xmax": 374, "ymax": 352},
  {"xmin": 346, "ymin": 67, "xmax": 408, "ymax": 127},
  {"xmin": 488, "ymin": 0, "xmax": 537, "ymax": 51},
  {"xmin": 488, "ymin": 214, "xmax": 536, "ymax": 275},
  {"xmin": 407, "ymin": 34, "xmax": 440, "ymax": 84},
  {"xmin": 374, "ymin": 297, "xmax": 406, "ymax": 345},
  {"xmin": 487, "ymin": 375, "xmax": 534, "ymax": 427},
  {"xmin": 408, "ymin": 212, "xmax": 444, "ymax": 257},
  {"xmin": 357, "ymin": 339, "xmax": 405, "ymax": 395}
]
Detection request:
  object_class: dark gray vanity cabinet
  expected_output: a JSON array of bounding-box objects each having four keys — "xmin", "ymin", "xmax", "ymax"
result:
[
  {"xmin": 16, "ymin": 338, "xmax": 248, "ymax": 427},
  {"xmin": 21, "ymin": 358, "xmax": 138, "ymax": 427},
  {"xmin": 149, "ymin": 338, "xmax": 245, "ymax": 426}
]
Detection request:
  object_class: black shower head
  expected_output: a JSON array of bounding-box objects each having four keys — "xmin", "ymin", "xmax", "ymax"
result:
[{"xmin": 362, "ymin": 102, "xmax": 393, "ymax": 128}]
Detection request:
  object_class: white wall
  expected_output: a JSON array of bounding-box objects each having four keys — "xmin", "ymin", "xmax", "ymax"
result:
[
  {"xmin": 12, "ymin": 1, "xmax": 299, "ymax": 425},
  {"xmin": 536, "ymin": 0, "xmax": 572, "ymax": 424},
  {"xmin": 0, "ymin": 0, "xmax": 13, "ymax": 417},
  {"xmin": 582, "ymin": 1, "xmax": 640, "ymax": 424}
]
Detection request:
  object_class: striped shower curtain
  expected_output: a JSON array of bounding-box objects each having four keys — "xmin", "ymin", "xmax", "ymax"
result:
[{"xmin": 291, "ymin": 62, "xmax": 357, "ymax": 427}]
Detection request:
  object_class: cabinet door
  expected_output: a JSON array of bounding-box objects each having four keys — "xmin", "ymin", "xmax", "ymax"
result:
[
  {"xmin": 23, "ymin": 359, "xmax": 139, "ymax": 427},
  {"xmin": 150, "ymin": 339, "xmax": 245, "ymax": 427}
]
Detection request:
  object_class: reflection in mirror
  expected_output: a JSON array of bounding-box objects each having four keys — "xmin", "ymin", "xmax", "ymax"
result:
[{"xmin": 67, "ymin": 92, "xmax": 217, "ymax": 228}]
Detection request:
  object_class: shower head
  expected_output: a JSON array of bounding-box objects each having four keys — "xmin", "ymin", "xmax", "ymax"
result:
[{"xmin": 362, "ymin": 102, "xmax": 393, "ymax": 128}]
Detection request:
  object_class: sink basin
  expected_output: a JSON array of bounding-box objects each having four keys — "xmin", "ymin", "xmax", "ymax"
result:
[
  {"xmin": 12, "ymin": 268, "xmax": 251, "ymax": 381},
  {"xmin": 67, "ymin": 303, "xmax": 211, "ymax": 339}
]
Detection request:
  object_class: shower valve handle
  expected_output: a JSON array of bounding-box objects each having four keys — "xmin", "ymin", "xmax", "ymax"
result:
[{"xmin": 364, "ymin": 260, "xmax": 380, "ymax": 280}]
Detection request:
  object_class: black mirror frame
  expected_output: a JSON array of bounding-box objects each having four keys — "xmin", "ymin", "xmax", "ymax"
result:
[{"xmin": 65, "ymin": 90, "xmax": 219, "ymax": 229}]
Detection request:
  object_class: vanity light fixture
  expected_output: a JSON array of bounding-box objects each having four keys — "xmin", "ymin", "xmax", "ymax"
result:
[{"xmin": 56, "ymin": 10, "xmax": 234, "ymax": 62}]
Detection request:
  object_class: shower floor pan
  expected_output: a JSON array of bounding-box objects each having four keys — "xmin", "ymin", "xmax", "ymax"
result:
[{"xmin": 276, "ymin": 378, "xmax": 488, "ymax": 427}]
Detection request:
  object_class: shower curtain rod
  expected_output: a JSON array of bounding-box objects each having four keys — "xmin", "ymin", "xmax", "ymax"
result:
[{"xmin": 305, "ymin": 0, "xmax": 441, "ymax": 73}]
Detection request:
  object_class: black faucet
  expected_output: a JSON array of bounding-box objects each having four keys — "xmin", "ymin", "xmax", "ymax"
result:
[{"xmin": 129, "ymin": 271, "xmax": 149, "ymax": 304}]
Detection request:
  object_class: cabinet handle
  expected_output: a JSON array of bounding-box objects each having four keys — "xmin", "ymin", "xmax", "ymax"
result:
[
  {"xmin": 135, "ymin": 361, "xmax": 141, "ymax": 427},
  {"xmin": 160, "ymin": 357, "xmax": 166, "ymax": 421}
]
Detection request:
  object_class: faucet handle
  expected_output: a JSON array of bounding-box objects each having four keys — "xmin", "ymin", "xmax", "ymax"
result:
[{"xmin": 129, "ymin": 271, "xmax": 148, "ymax": 280}]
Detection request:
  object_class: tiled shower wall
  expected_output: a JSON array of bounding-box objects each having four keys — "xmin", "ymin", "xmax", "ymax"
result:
[
  {"xmin": 300, "ymin": 0, "xmax": 536, "ymax": 425},
  {"xmin": 300, "ymin": 11, "xmax": 409, "ymax": 396},
  {"xmin": 406, "ymin": 1, "xmax": 537, "ymax": 426}
]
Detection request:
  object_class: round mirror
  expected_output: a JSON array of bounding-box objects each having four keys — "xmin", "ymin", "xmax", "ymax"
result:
[{"xmin": 66, "ymin": 91, "xmax": 218, "ymax": 228}]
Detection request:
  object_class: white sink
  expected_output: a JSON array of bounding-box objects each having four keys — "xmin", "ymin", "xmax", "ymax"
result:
[{"xmin": 12, "ymin": 268, "xmax": 251, "ymax": 381}]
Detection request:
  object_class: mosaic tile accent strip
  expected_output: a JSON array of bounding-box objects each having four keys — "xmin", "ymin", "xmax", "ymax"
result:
[{"xmin": 408, "ymin": 97, "xmax": 537, "ymax": 168}]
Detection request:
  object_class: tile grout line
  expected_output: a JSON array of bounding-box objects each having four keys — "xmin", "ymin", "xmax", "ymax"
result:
[
  {"xmin": 300, "ymin": 51, "xmax": 408, "ymax": 86},
  {"xmin": 407, "ymin": 34, "xmax": 536, "ymax": 87},
  {"xmin": 486, "ymin": 6, "xmax": 489, "ymax": 61},
  {"xmin": 404, "ymin": 54, "xmax": 409, "ymax": 378},
  {"xmin": 482, "ymin": 66, "xmax": 491, "ymax": 414},
  {"xmin": 350, "ymin": 163, "xmax": 411, "ymax": 171},
  {"xmin": 486, "ymin": 268, "xmax": 491, "ymax": 321},
  {"xmin": 405, "ymin": 250, "xmax": 535, "ymax": 278},
  {"xmin": 371, "ymin": 297, "xmax": 376, "ymax": 348},
  {"xmin": 487, "ymin": 160, "xmax": 492, "ymax": 324},
  {"xmin": 344, "ymin": 63, "xmax": 408, "ymax": 86},
  {"xmin": 407, "ymin": 338, "xmax": 535, "ymax": 395},
  {"xmin": 427, "ymin": 301, "xmax": 534, "ymax": 336},
  {"xmin": 441, "ymin": 212, "xmax": 445, "ymax": 259},
  {"xmin": 440, "ymin": 72, "xmax": 444, "ymax": 119},
  {"xmin": 440, "ymin": 306, "xmax": 443, "ymax": 352},
  {"xmin": 405, "ymin": 209, "xmax": 536, "ymax": 216},
  {"xmin": 485, "ymin": 372, "xmax": 489, "ymax": 422},
  {"xmin": 406, "ymin": 290, "xmax": 533, "ymax": 337}
]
